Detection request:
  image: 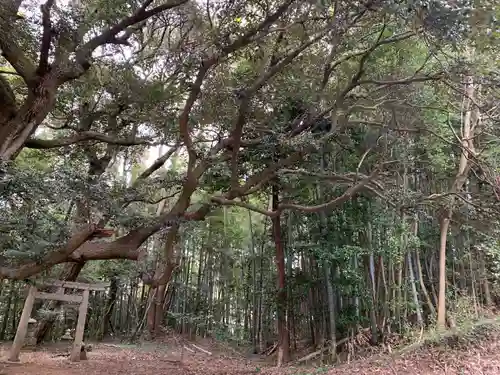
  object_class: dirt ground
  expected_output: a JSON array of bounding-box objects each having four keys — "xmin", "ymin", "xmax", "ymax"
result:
[{"xmin": 2, "ymin": 330, "xmax": 500, "ymax": 375}]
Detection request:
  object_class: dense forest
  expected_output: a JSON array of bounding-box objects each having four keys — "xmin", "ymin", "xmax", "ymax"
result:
[{"xmin": 1, "ymin": 0, "xmax": 500, "ymax": 369}]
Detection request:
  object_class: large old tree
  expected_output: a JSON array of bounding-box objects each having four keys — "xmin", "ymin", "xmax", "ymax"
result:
[{"xmin": 2, "ymin": 0, "xmax": 500, "ymax": 360}]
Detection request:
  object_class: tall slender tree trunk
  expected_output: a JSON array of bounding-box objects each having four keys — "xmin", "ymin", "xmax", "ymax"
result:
[
  {"xmin": 317, "ymin": 152, "xmax": 336, "ymax": 362},
  {"xmin": 437, "ymin": 74, "xmax": 479, "ymax": 329},
  {"xmin": 405, "ymin": 207, "xmax": 423, "ymax": 327},
  {"xmin": 243, "ymin": 260, "xmax": 251, "ymax": 337},
  {"xmin": 322, "ymin": 263, "xmax": 336, "ymax": 361},
  {"xmin": 271, "ymin": 183, "xmax": 289, "ymax": 366},
  {"xmin": 354, "ymin": 255, "xmax": 360, "ymax": 318},
  {"xmin": 0, "ymin": 285, "xmax": 13, "ymax": 340},
  {"xmin": 206, "ymin": 239, "xmax": 215, "ymax": 333},
  {"xmin": 480, "ymin": 252, "xmax": 492, "ymax": 306},
  {"xmin": 395, "ymin": 256, "xmax": 403, "ymax": 331},
  {"xmin": 408, "ymin": 251, "xmax": 423, "ymax": 327},
  {"xmin": 379, "ymin": 255, "xmax": 390, "ymax": 332},
  {"xmin": 248, "ymin": 209, "xmax": 259, "ymax": 353},
  {"xmin": 102, "ymin": 276, "xmax": 118, "ymax": 338},
  {"xmin": 364, "ymin": 222, "xmax": 378, "ymax": 344},
  {"xmin": 415, "ymin": 246, "xmax": 436, "ymax": 317},
  {"xmin": 469, "ymin": 252, "xmax": 479, "ymax": 318},
  {"xmin": 286, "ymin": 213, "xmax": 296, "ymax": 351},
  {"xmin": 437, "ymin": 216, "xmax": 452, "ymax": 329},
  {"xmin": 154, "ymin": 284, "xmax": 167, "ymax": 334},
  {"xmin": 257, "ymin": 245, "xmax": 265, "ymax": 352}
]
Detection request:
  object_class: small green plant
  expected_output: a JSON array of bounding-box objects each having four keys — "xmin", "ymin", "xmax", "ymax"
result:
[{"xmin": 315, "ymin": 366, "xmax": 329, "ymax": 374}]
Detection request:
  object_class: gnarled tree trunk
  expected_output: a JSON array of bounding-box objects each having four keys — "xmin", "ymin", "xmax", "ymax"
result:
[
  {"xmin": 0, "ymin": 75, "xmax": 58, "ymax": 161},
  {"xmin": 146, "ymin": 224, "xmax": 180, "ymax": 335}
]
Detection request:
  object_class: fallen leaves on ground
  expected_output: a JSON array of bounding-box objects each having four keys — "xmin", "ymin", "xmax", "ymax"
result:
[{"xmin": 3, "ymin": 324, "xmax": 500, "ymax": 375}]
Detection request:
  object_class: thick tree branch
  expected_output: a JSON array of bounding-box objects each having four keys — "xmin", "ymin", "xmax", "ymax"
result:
[
  {"xmin": 0, "ymin": 30, "xmax": 36, "ymax": 85},
  {"xmin": 286, "ymin": 27, "xmax": 394, "ymax": 138},
  {"xmin": 82, "ymin": 0, "xmax": 188, "ymax": 51},
  {"xmin": 229, "ymin": 28, "xmax": 329, "ymax": 191},
  {"xmin": 233, "ymin": 120, "xmax": 352, "ymax": 198},
  {"xmin": 70, "ymin": 0, "xmax": 188, "ymax": 76},
  {"xmin": 38, "ymin": 0, "xmax": 55, "ymax": 75},
  {"xmin": 212, "ymin": 167, "xmax": 381, "ymax": 217},
  {"xmin": 2, "ymin": 204, "xmax": 208, "ymax": 280},
  {"xmin": 179, "ymin": 64, "xmax": 211, "ymax": 175},
  {"xmin": 0, "ymin": 69, "xmax": 21, "ymax": 77},
  {"xmin": 279, "ymin": 168, "xmax": 388, "ymax": 202},
  {"xmin": 188, "ymin": 144, "xmax": 315, "ymax": 222},
  {"xmin": 347, "ymin": 120, "xmax": 421, "ymax": 133},
  {"xmin": 326, "ymin": 30, "xmax": 418, "ymax": 85},
  {"xmin": 181, "ymin": 2, "xmax": 297, "ymax": 175},
  {"xmin": 127, "ymin": 190, "xmax": 181, "ymax": 205},
  {"xmin": 219, "ymin": 0, "xmax": 296, "ymax": 57},
  {"xmin": 236, "ymin": 151, "xmax": 306, "ymax": 197},
  {"xmin": 179, "ymin": 0, "xmax": 297, "ymax": 178},
  {"xmin": 68, "ymin": 225, "xmax": 157, "ymax": 263},
  {"xmin": 211, "ymin": 196, "xmax": 273, "ymax": 216},
  {"xmin": 319, "ymin": 26, "xmax": 419, "ymax": 130},
  {"xmin": 0, "ymin": 74, "xmax": 17, "ymax": 119},
  {"xmin": 25, "ymin": 131, "xmax": 154, "ymax": 149},
  {"xmin": 68, "ymin": 200, "xmax": 209, "ymax": 265},
  {"xmin": 0, "ymin": 225, "xmax": 96, "ymax": 280},
  {"xmin": 134, "ymin": 143, "xmax": 180, "ymax": 184},
  {"xmin": 359, "ymin": 72, "xmax": 445, "ymax": 87}
]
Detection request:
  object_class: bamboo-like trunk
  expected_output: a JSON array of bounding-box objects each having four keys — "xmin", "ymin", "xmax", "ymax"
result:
[
  {"xmin": 408, "ymin": 251, "xmax": 423, "ymax": 327},
  {"xmin": 317, "ymin": 152, "xmax": 337, "ymax": 362},
  {"xmin": 0, "ymin": 284, "xmax": 14, "ymax": 340},
  {"xmin": 286, "ymin": 213, "xmax": 297, "ymax": 351},
  {"xmin": 406, "ymin": 214, "xmax": 423, "ymax": 327},
  {"xmin": 248, "ymin": 209, "xmax": 259, "ymax": 352},
  {"xmin": 257, "ymin": 226, "xmax": 266, "ymax": 353},
  {"xmin": 437, "ymin": 217, "xmax": 451, "ymax": 329},
  {"xmin": 415, "ymin": 247, "xmax": 436, "ymax": 317},
  {"xmin": 480, "ymin": 252, "xmax": 492, "ymax": 306},
  {"xmin": 365, "ymin": 223, "xmax": 378, "ymax": 344},
  {"xmin": 469, "ymin": 252, "xmax": 479, "ymax": 318}
]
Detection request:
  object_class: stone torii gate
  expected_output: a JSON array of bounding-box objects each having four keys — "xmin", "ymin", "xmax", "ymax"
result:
[{"xmin": 8, "ymin": 280, "xmax": 109, "ymax": 362}]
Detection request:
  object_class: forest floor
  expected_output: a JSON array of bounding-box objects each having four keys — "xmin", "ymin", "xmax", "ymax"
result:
[{"xmin": 2, "ymin": 319, "xmax": 500, "ymax": 375}]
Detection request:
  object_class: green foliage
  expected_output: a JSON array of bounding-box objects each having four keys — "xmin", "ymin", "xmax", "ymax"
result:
[
  {"xmin": 0, "ymin": 157, "xmax": 85, "ymax": 262},
  {"xmin": 1, "ymin": 0, "xmax": 500, "ymax": 359}
]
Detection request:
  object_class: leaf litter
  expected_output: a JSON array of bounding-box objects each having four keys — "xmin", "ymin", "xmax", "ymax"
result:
[{"xmin": 3, "ymin": 321, "xmax": 500, "ymax": 375}]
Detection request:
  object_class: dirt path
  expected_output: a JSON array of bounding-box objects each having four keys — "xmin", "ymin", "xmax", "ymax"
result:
[{"xmin": 0, "ymin": 344, "xmax": 256, "ymax": 375}]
